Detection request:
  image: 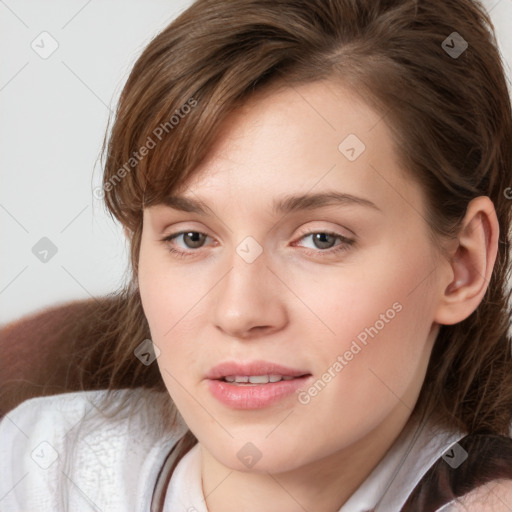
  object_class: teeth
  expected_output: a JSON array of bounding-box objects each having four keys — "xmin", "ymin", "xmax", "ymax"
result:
[
  {"xmin": 224, "ymin": 376, "xmax": 248, "ymax": 383},
  {"xmin": 249, "ymin": 375, "xmax": 269, "ymax": 384},
  {"xmin": 223, "ymin": 375, "xmax": 297, "ymax": 384}
]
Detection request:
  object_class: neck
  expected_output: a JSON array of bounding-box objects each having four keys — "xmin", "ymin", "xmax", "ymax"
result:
[{"xmin": 200, "ymin": 405, "xmax": 416, "ymax": 512}]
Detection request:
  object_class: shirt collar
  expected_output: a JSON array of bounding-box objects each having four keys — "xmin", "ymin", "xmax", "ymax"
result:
[{"xmin": 163, "ymin": 412, "xmax": 465, "ymax": 512}]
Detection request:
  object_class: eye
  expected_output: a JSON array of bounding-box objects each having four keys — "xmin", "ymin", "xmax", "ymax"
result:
[
  {"xmin": 161, "ymin": 231, "xmax": 210, "ymax": 258},
  {"xmin": 293, "ymin": 230, "xmax": 355, "ymax": 257},
  {"xmin": 170, "ymin": 231, "xmax": 207, "ymax": 249},
  {"xmin": 159, "ymin": 229, "xmax": 355, "ymax": 259}
]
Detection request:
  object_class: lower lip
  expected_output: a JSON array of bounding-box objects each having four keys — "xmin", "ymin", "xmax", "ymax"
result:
[{"xmin": 206, "ymin": 376, "xmax": 312, "ymax": 409}]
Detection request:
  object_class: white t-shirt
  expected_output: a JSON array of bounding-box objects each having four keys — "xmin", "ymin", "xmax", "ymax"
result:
[{"xmin": 0, "ymin": 388, "xmax": 466, "ymax": 511}]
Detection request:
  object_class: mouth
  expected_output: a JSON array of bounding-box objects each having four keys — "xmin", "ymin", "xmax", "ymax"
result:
[
  {"xmin": 218, "ymin": 374, "xmax": 307, "ymax": 385},
  {"xmin": 205, "ymin": 361, "xmax": 312, "ymax": 409},
  {"xmin": 206, "ymin": 360, "xmax": 310, "ymax": 381}
]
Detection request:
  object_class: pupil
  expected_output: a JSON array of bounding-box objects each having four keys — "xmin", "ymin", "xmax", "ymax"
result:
[
  {"xmin": 314, "ymin": 233, "xmax": 335, "ymax": 249},
  {"xmin": 185, "ymin": 232, "xmax": 204, "ymax": 248},
  {"xmin": 182, "ymin": 232, "xmax": 335, "ymax": 250}
]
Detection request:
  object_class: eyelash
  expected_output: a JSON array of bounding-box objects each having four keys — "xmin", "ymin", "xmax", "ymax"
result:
[{"xmin": 159, "ymin": 229, "xmax": 355, "ymax": 259}]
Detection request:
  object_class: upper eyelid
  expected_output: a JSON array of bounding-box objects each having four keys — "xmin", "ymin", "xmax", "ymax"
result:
[
  {"xmin": 164, "ymin": 227, "xmax": 354, "ymax": 247},
  {"xmin": 161, "ymin": 219, "xmax": 355, "ymax": 237}
]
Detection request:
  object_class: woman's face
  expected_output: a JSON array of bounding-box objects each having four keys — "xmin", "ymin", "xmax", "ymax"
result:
[{"xmin": 138, "ymin": 79, "xmax": 446, "ymax": 474}]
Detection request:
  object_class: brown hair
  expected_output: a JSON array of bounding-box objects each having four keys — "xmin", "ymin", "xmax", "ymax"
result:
[{"xmin": 61, "ymin": 0, "xmax": 512, "ymax": 504}]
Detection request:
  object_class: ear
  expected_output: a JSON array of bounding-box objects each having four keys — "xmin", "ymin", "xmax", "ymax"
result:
[
  {"xmin": 434, "ymin": 196, "xmax": 499, "ymax": 325},
  {"xmin": 123, "ymin": 226, "xmax": 132, "ymax": 240}
]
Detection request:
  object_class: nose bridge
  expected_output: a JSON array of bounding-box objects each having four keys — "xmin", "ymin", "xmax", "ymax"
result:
[
  {"xmin": 235, "ymin": 235, "xmax": 265, "ymax": 266},
  {"xmin": 221, "ymin": 235, "xmax": 269, "ymax": 303},
  {"xmin": 212, "ymin": 235, "xmax": 286, "ymax": 336}
]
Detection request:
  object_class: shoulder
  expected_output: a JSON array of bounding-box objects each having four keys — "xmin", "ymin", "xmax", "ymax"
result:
[
  {"xmin": 403, "ymin": 432, "xmax": 512, "ymax": 512},
  {"xmin": 0, "ymin": 388, "xmax": 186, "ymax": 512},
  {"xmin": 0, "ymin": 387, "xmax": 180, "ymax": 444},
  {"xmin": 439, "ymin": 479, "xmax": 512, "ymax": 510}
]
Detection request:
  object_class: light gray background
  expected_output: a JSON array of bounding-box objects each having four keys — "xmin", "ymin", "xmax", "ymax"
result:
[{"xmin": 1, "ymin": 0, "xmax": 511, "ymax": 324}]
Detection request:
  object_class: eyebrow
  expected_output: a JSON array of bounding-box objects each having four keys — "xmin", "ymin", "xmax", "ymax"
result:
[{"xmin": 160, "ymin": 191, "xmax": 381, "ymax": 215}]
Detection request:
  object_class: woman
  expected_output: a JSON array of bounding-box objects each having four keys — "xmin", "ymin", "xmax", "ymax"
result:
[{"xmin": 1, "ymin": 0, "xmax": 512, "ymax": 510}]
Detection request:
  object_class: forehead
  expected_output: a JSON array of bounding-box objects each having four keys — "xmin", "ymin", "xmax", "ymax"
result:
[
  {"xmin": 195, "ymin": 79, "xmax": 384, "ymax": 175},
  {"xmin": 167, "ymin": 80, "xmax": 419, "ymax": 210},
  {"xmin": 143, "ymin": 79, "xmax": 428, "ymax": 241}
]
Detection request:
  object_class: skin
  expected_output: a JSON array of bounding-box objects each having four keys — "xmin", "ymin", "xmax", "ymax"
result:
[{"xmin": 137, "ymin": 79, "xmax": 499, "ymax": 512}]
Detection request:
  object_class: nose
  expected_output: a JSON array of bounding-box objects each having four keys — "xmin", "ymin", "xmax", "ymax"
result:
[{"xmin": 212, "ymin": 247, "xmax": 288, "ymax": 340}]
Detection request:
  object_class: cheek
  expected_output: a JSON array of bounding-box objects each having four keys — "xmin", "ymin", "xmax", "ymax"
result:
[
  {"xmin": 138, "ymin": 242, "xmax": 203, "ymax": 339},
  {"xmin": 302, "ymin": 243, "xmax": 436, "ymax": 408},
  {"xmin": 137, "ymin": 244, "xmax": 212, "ymax": 404},
  {"xmin": 296, "ymin": 239, "xmax": 436, "ymax": 381},
  {"xmin": 291, "ymin": 239, "xmax": 434, "ymax": 342},
  {"xmin": 138, "ymin": 258, "xmax": 193, "ymax": 409},
  {"xmin": 138, "ymin": 259, "xmax": 168, "ymax": 338}
]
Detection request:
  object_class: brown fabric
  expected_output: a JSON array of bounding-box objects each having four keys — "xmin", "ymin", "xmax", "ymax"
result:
[
  {"xmin": 401, "ymin": 433, "xmax": 512, "ymax": 511},
  {"xmin": 0, "ymin": 299, "xmax": 107, "ymax": 416}
]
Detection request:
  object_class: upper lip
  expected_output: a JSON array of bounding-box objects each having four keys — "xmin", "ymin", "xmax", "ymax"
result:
[{"xmin": 206, "ymin": 360, "xmax": 310, "ymax": 380}]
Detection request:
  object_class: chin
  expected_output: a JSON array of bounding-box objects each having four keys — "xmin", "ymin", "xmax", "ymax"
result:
[{"xmin": 203, "ymin": 436, "xmax": 309, "ymax": 474}]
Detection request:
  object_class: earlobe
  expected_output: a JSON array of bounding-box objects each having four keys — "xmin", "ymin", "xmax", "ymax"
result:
[{"xmin": 434, "ymin": 196, "xmax": 499, "ymax": 326}]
